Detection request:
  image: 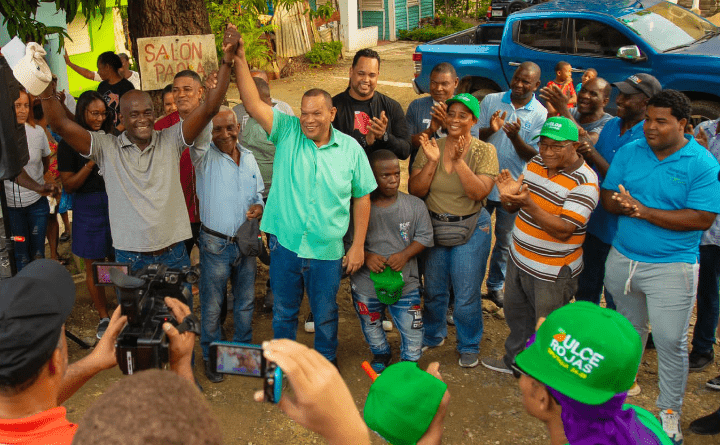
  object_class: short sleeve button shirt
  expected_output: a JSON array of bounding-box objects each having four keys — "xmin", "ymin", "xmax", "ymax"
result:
[
  {"xmin": 603, "ymin": 135, "xmax": 720, "ymax": 263},
  {"xmin": 261, "ymin": 109, "xmax": 377, "ymax": 260}
]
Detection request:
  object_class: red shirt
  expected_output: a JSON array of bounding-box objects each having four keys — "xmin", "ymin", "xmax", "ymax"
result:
[
  {"xmin": 0, "ymin": 406, "xmax": 77, "ymax": 444},
  {"xmin": 154, "ymin": 112, "xmax": 200, "ymax": 223}
]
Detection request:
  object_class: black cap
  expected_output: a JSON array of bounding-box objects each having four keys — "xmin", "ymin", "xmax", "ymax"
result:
[
  {"xmin": 0, "ymin": 260, "xmax": 75, "ymax": 383},
  {"xmin": 612, "ymin": 73, "xmax": 662, "ymax": 98},
  {"xmin": 235, "ymin": 218, "xmax": 261, "ymax": 258}
]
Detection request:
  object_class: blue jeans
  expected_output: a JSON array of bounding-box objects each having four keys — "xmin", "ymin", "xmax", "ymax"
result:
[
  {"xmin": 575, "ymin": 232, "xmax": 616, "ymax": 310},
  {"xmin": 352, "ymin": 288, "xmax": 423, "ymax": 361},
  {"xmin": 6, "ymin": 197, "xmax": 49, "ymax": 271},
  {"xmin": 115, "ymin": 242, "xmax": 192, "ymax": 309},
  {"xmin": 424, "ymin": 209, "xmax": 492, "ymax": 354},
  {"xmin": 268, "ymin": 234, "xmax": 343, "ymax": 361},
  {"xmin": 692, "ymin": 244, "xmax": 720, "ymax": 355},
  {"xmin": 198, "ymin": 230, "xmax": 257, "ymax": 360},
  {"xmin": 484, "ymin": 201, "xmax": 517, "ymax": 292}
]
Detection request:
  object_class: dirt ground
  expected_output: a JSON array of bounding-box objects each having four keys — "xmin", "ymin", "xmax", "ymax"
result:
[{"xmin": 59, "ymin": 42, "xmax": 720, "ymax": 444}]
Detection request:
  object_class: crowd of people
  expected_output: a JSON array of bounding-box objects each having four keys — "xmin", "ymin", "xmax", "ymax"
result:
[{"xmin": 3, "ymin": 22, "xmax": 720, "ymax": 445}]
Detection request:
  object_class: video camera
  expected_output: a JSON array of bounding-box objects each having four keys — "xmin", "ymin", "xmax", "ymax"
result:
[{"xmin": 93, "ymin": 262, "xmax": 200, "ymax": 375}]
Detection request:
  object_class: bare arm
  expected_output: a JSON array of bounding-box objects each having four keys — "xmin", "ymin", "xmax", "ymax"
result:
[
  {"xmin": 58, "ymin": 162, "xmax": 95, "ymax": 194},
  {"xmin": 58, "ymin": 309, "xmax": 127, "ymax": 403},
  {"xmin": 449, "ymin": 137, "xmax": 494, "ymax": 201},
  {"xmin": 345, "ymin": 194, "xmax": 371, "ymax": 275},
  {"xmin": 182, "ymin": 26, "xmax": 237, "ymax": 145},
  {"xmin": 14, "ymin": 169, "xmax": 58, "ymax": 196},
  {"xmin": 64, "ymin": 51, "xmax": 98, "ymax": 81},
  {"xmin": 408, "ymin": 134, "xmax": 439, "ymax": 198},
  {"xmin": 386, "ymin": 240, "xmax": 426, "ymax": 272},
  {"xmin": 234, "ymin": 38, "xmax": 274, "ymax": 134},
  {"xmin": 39, "ymin": 85, "xmax": 92, "ymax": 155},
  {"xmin": 577, "ymin": 142, "xmax": 610, "ymax": 177}
]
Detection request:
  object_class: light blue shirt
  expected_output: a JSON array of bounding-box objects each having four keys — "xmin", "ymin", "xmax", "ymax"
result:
[
  {"xmin": 191, "ymin": 141, "xmax": 264, "ymax": 237},
  {"xmin": 585, "ymin": 117, "xmax": 645, "ymax": 245},
  {"xmin": 695, "ymin": 118, "xmax": 720, "ymax": 246},
  {"xmin": 603, "ymin": 135, "xmax": 720, "ymax": 263},
  {"xmin": 471, "ymin": 91, "xmax": 547, "ymax": 201}
]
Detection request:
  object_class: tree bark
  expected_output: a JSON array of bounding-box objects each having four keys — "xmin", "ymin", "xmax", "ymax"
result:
[{"xmin": 126, "ymin": 0, "xmax": 212, "ymax": 110}]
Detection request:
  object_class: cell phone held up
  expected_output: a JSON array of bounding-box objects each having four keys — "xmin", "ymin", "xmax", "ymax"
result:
[{"xmin": 209, "ymin": 342, "xmax": 283, "ymax": 403}]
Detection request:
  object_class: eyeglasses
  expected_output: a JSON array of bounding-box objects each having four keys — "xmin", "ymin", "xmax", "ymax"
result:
[
  {"xmin": 538, "ymin": 141, "xmax": 573, "ymax": 152},
  {"xmin": 87, "ymin": 111, "xmax": 108, "ymax": 118}
]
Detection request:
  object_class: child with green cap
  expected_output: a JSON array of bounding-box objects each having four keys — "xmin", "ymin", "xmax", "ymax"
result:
[
  {"xmin": 351, "ymin": 149, "xmax": 434, "ymax": 372},
  {"xmin": 513, "ymin": 301, "xmax": 673, "ymax": 445}
]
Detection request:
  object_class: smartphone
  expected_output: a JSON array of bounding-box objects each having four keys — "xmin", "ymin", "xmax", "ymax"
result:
[
  {"xmin": 209, "ymin": 341, "xmax": 283, "ymax": 403},
  {"xmin": 92, "ymin": 262, "xmax": 131, "ymax": 286}
]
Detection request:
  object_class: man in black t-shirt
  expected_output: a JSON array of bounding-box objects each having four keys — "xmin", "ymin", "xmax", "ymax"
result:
[{"xmin": 332, "ymin": 49, "xmax": 410, "ymax": 160}]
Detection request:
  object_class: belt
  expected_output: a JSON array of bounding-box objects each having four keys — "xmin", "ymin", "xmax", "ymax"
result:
[
  {"xmin": 128, "ymin": 242, "xmax": 180, "ymax": 257},
  {"xmin": 201, "ymin": 224, "xmax": 236, "ymax": 243},
  {"xmin": 429, "ymin": 211, "xmax": 476, "ymax": 223}
]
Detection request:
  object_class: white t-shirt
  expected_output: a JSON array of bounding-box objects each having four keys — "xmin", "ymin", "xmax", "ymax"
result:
[
  {"xmin": 4, "ymin": 124, "xmax": 51, "ymax": 207},
  {"xmin": 127, "ymin": 71, "xmax": 141, "ymax": 90}
]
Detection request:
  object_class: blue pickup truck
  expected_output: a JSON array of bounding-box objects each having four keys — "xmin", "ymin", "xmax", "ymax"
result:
[{"xmin": 413, "ymin": 0, "xmax": 720, "ymax": 121}]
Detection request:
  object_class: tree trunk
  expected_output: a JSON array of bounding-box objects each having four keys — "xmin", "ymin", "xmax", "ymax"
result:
[{"xmin": 126, "ymin": 0, "xmax": 212, "ymax": 110}]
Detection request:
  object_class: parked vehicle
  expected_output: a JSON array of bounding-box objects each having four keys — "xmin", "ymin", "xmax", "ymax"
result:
[
  {"xmin": 487, "ymin": 0, "xmax": 543, "ymax": 22},
  {"xmin": 414, "ymin": 0, "xmax": 720, "ymax": 121}
]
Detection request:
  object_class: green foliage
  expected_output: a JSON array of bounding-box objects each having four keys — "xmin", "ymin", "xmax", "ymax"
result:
[
  {"xmin": 0, "ymin": 0, "xmax": 113, "ymax": 50},
  {"xmin": 309, "ymin": 3, "xmax": 335, "ymax": 22},
  {"xmin": 305, "ymin": 41, "xmax": 342, "ymax": 66},
  {"xmin": 399, "ymin": 16, "xmax": 474, "ymax": 42}
]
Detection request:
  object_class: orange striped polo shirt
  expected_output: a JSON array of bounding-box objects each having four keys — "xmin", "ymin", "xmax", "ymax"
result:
[{"xmin": 510, "ymin": 155, "xmax": 599, "ymax": 281}]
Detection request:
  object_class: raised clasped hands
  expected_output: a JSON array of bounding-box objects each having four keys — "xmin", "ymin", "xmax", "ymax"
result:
[
  {"xmin": 496, "ymin": 169, "xmax": 529, "ymax": 208},
  {"xmin": 222, "ymin": 24, "xmax": 241, "ymax": 62},
  {"xmin": 419, "ymin": 133, "xmax": 440, "ymax": 163},
  {"xmin": 448, "ymin": 134, "xmax": 468, "ymax": 162}
]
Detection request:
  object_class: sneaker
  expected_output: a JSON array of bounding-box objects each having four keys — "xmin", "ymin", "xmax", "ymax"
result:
[
  {"xmin": 446, "ymin": 306, "xmax": 455, "ymax": 326},
  {"xmin": 483, "ymin": 289, "xmax": 504, "ymax": 308},
  {"xmin": 59, "ymin": 232, "xmax": 70, "ymax": 242},
  {"xmin": 304, "ymin": 312, "xmax": 315, "ymax": 333},
  {"xmin": 706, "ymin": 374, "xmax": 720, "ymax": 390},
  {"xmin": 204, "ymin": 361, "xmax": 224, "ymax": 383},
  {"xmin": 370, "ymin": 353, "xmax": 392, "ymax": 373},
  {"xmin": 459, "ymin": 352, "xmax": 479, "ymax": 368},
  {"xmin": 96, "ymin": 318, "xmax": 110, "ymax": 339},
  {"xmin": 627, "ymin": 381, "xmax": 641, "ymax": 397},
  {"xmin": 659, "ymin": 409, "xmax": 683, "ymax": 445},
  {"xmin": 263, "ymin": 285, "xmax": 274, "ymax": 312},
  {"xmin": 481, "ymin": 356, "xmax": 513, "ymax": 374},
  {"xmin": 421, "ymin": 338, "xmax": 445, "ymax": 353},
  {"xmin": 689, "ymin": 350, "xmax": 714, "ymax": 372},
  {"xmin": 689, "ymin": 407, "xmax": 720, "ymax": 435},
  {"xmin": 381, "ymin": 313, "xmax": 393, "ymax": 332}
]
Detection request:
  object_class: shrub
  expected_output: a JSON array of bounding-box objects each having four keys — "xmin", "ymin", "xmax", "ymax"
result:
[
  {"xmin": 305, "ymin": 41, "xmax": 343, "ymax": 66},
  {"xmin": 399, "ymin": 15, "xmax": 474, "ymax": 42}
]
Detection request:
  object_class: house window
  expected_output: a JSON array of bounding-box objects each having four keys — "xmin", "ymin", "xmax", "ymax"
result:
[{"xmin": 65, "ymin": 15, "xmax": 92, "ymax": 55}]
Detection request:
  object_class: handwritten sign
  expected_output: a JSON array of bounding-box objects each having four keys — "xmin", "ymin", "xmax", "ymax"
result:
[{"xmin": 137, "ymin": 34, "xmax": 218, "ymax": 91}]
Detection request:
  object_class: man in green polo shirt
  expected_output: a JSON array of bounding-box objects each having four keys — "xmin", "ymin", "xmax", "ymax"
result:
[{"xmin": 232, "ymin": 38, "xmax": 377, "ymax": 363}]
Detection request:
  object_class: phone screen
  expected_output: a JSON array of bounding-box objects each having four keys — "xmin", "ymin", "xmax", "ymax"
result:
[
  {"xmin": 215, "ymin": 344, "xmax": 263, "ymax": 377},
  {"xmin": 93, "ymin": 263, "xmax": 130, "ymax": 286}
]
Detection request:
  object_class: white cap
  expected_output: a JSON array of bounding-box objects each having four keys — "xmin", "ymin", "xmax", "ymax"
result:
[{"xmin": 11, "ymin": 42, "xmax": 52, "ymax": 96}]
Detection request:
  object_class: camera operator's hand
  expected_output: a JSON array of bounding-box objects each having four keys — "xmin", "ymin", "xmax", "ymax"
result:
[
  {"xmin": 163, "ymin": 297, "xmax": 196, "ymax": 383},
  {"xmin": 254, "ymin": 339, "xmax": 370, "ymax": 445},
  {"xmin": 417, "ymin": 362, "xmax": 451, "ymax": 445},
  {"xmin": 92, "ymin": 307, "xmax": 128, "ymax": 370}
]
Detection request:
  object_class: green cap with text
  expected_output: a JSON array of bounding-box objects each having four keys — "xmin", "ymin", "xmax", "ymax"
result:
[
  {"xmin": 536, "ymin": 116, "xmax": 579, "ymax": 142},
  {"xmin": 445, "ymin": 93, "xmax": 480, "ymax": 119},
  {"xmin": 515, "ymin": 301, "xmax": 641, "ymax": 405}
]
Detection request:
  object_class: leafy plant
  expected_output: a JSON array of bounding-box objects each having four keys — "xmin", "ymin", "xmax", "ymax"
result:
[
  {"xmin": 305, "ymin": 41, "xmax": 342, "ymax": 66},
  {"xmin": 309, "ymin": 3, "xmax": 335, "ymax": 22},
  {"xmin": 399, "ymin": 15, "xmax": 474, "ymax": 42}
]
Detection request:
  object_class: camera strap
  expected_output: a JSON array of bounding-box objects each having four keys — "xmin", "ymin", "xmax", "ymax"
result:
[{"xmin": 176, "ymin": 314, "xmax": 201, "ymax": 336}]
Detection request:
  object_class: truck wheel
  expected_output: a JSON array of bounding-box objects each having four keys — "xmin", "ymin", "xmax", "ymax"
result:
[
  {"xmin": 508, "ymin": 1, "xmax": 527, "ymax": 14},
  {"xmin": 690, "ymin": 100, "xmax": 720, "ymax": 127},
  {"xmin": 472, "ymin": 88, "xmax": 499, "ymax": 102}
]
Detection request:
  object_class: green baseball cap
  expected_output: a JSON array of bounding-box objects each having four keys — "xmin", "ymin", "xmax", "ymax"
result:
[
  {"xmin": 515, "ymin": 301, "xmax": 641, "ymax": 406},
  {"xmin": 364, "ymin": 361, "xmax": 447, "ymax": 445},
  {"xmin": 535, "ymin": 116, "xmax": 579, "ymax": 142},
  {"xmin": 369, "ymin": 267, "xmax": 404, "ymax": 305},
  {"xmin": 445, "ymin": 93, "xmax": 480, "ymax": 119}
]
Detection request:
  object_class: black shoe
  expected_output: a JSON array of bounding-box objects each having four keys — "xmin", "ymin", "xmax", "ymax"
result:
[
  {"xmin": 370, "ymin": 353, "xmax": 392, "ymax": 373},
  {"xmin": 689, "ymin": 350, "xmax": 715, "ymax": 372},
  {"xmin": 707, "ymin": 374, "xmax": 720, "ymax": 390},
  {"xmin": 689, "ymin": 408, "xmax": 720, "ymax": 435},
  {"xmin": 483, "ymin": 289, "xmax": 504, "ymax": 308},
  {"xmin": 204, "ymin": 361, "xmax": 224, "ymax": 383}
]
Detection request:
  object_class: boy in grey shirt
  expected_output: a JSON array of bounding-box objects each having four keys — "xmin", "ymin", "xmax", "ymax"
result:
[{"xmin": 351, "ymin": 149, "xmax": 433, "ymax": 373}]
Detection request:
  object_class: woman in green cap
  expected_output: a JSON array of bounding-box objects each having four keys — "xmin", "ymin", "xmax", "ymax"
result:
[{"xmin": 409, "ymin": 93, "xmax": 499, "ymax": 368}]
